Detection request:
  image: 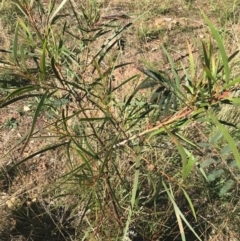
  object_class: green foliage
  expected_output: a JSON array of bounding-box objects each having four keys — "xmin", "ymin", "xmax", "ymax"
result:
[
  {"xmin": 0, "ymin": 117, "xmax": 19, "ymax": 129},
  {"xmin": 1, "ymin": 1, "xmax": 240, "ymax": 240},
  {"xmin": 126, "ymin": 11, "xmax": 240, "ymax": 240}
]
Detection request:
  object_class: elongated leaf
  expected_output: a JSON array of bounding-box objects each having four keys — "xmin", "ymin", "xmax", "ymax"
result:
[
  {"xmin": 112, "ymin": 74, "xmax": 139, "ymax": 92},
  {"xmin": 94, "ymin": 22, "xmax": 132, "ymax": 60},
  {"xmin": 162, "ymin": 46, "xmax": 180, "ymax": 90},
  {"xmin": 208, "ymin": 110, "xmax": 240, "ymax": 169},
  {"xmin": 13, "ymin": 22, "xmax": 19, "ymax": 64},
  {"xmin": 203, "ymin": 65, "xmax": 216, "ymax": 83},
  {"xmin": 163, "ymin": 182, "xmax": 202, "ymax": 241},
  {"xmin": 186, "ymin": 39, "xmax": 195, "ymax": 79},
  {"xmin": 141, "ymin": 68, "xmax": 168, "ymax": 85},
  {"xmin": 74, "ymin": 148, "xmax": 94, "ymax": 176},
  {"xmin": 51, "ymin": 57, "xmax": 64, "ymax": 84},
  {"xmin": 6, "ymin": 142, "xmax": 68, "ymax": 172},
  {"xmin": 163, "ymin": 126, "xmax": 192, "ymax": 181},
  {"xmin": 61, "ymin": 110, "xmax": 99, "ymax": 159},
  {"xmin": 11, "ymin": 0, "xmax": 28, "ymax": 16},
  {"xmin": 196, "ymin": 161, "xmax": 209, "ymax": 182},
  {"xmin": 202, "ymin": 41, "xmax": 211, "ymax": 69},
  {"xmin": 217, "ymin": 51, "xmax": 239, "ymax": 77},
  {"xmin": 20, "ymin": 45, "xmax": 27, "ymax": 70},
  {"xmin": 97, "ymin": 38, "xmax": 120, "ymax": 65},
  {"xmin": 3, "ymin": 86, "xmax": 40, "ymax": 104},
  {"xmin": 122, "ymin": 152, "xmax": 140, "ymax": 241},
  {"xmin": 175, "ymin": 133, "xmax": 201, "ymax": 151},
  {"xmin": 137, "ymin": 78, "xmax": 160, "ymax": 90},
  {"xmin": 150, "ymin": 86, "xmax": 166, "ymax": 103},
  {"xmin": 99, "ymin": 135, "xmax": 119, "ymax": 175},
  {"xmin": 18, "ymin": 18, "xmax": 33, "ymax": 41},
  {"xmin": 148, "ymin": 127, "xmax": 166, "ymax": 139},
  {"xmin": 124, "ymin": 78, "xmax": 150, "ymax": 109},
  {"xmin": 225, "ymin": 77, "xmax": 240, "ymax": 89},
  {"xmin": 49, "ymin": 0, "xmax": 68, "ymax": 24},
  {"xmin": 51, "ymin": 14, "xmax": 69, "ymax": 25},
  {"xmin": 182, "ymin": 188, "xmax": 197, "ymax": 220},
  {"xmin": 40, "ymin": 39, "xmax": 47, "ymax": 80},
  {"xmin": 0, "ymin": 93, "xmax": 42, "ymax": 108},
  {"xmin": 175, "ymin": 138, "xmax": 188, "ymax": 180},
  {"xmin": 202, "ymin": 13, "xmax": 230, "ymax": 83},
  {"xmin": 21, "ymin": 91, "xmax": 49, "ymax": 154},
  {"xmin": 184, "ymin": 150, "xmax": 198, "ymax": 180},
  {"xmin": 219, "ymin": 120, "xmax": 237, "ymax": 128},
  {"xmin": 203, "ymin": 65, "xmax": 214, "ymax": 96},
  {"xmin": 227, "ymin": 97, "xmax": 240, "ymax": 105}
]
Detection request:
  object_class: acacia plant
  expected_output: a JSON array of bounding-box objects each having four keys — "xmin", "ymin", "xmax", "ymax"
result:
[{"xmin": 0, "ymin": 1, "xmax": 240, "ymax": 240}]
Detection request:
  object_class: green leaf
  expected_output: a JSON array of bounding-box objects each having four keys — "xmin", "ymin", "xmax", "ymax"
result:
[
  {"xmin": 219, "ymin": 179, "xmax": 234, "ymax": 197},
  {"xmin": 162, "ymin": 46, "xmax": 180, "ymax": 90},
  {"xmin": 74, "ymin": 148, "xmax": 94, "ymax": 176},
  {"xmin": 225, "ymin": 77, "xmax": 240, "ymax": 89},
  {"xmin": 122, "ymin": 151, "xmax": 140, "ymax": 241},
  {"xmin": 140, "ymin": 68, "xmax": 168, "ymax": 85},
  {"xmin": 18, "ymin": 18, "xmax": 33, "ymax": 41},
  {"xmin": 175, "ymin": 133, "xmax": 200, "ymax": 150},
  {"xmin": 196, "ymin": 161, "xmax": 209, "ymax": 182},
  {"xmin": 51, "ymin": 57, "xmax": 64, "ymax": 83},
  {"xmin": 202, "ymin": 41, "xmax": 211, "ymax": 69},
  {"xmin": 40, "ymin": 39, "xmax": 47, "ymax": 80},
  {"xmin": 112, "ymin": 74, "xmax": 139, "ymax": 92},
  {"xmin": 163, "ymin": 182, "xmax": 202, "ymax": 241},
  {"xmin": 3, "ymin": 86, "xmax": 40, "ymax": 104},
  {"xmin": 50, "ymin": 14, "xmax": 69, "ymax": 25},
  {"xmin": 218, "ymin": 50, "xmax": 239, "ymax": 78},
  {"xmin": 186, "ymin": 39, "xmax": 195, "ymax": 79},
  {"xmin": 175, "ymin": 140, "xmax": 188, "ymax": 180},
  {"xmin": 21, "ymin": 91, "xmax": 50, "ymax": 154},
  {"xmin": 136, "ymin": 78, "xmax": 160, "ymax": 90},
  {"xmin": 203, "ymin": 65, "xmax": 216, "ymax": 82},
  {"xmin": 201, "ymin": 158, "xmax": 216, "ymax": 168},
  {"xmin": 182, "ymin": 188, "xmax": 197, "ymax": 220},
  {"xmin": 226, "ymin": 97, "xmax": 240, "ymax": 105},
  {"xmin": 184, "ymin": 150, "xmax": 197, "ymax": 180},
  {"xmin": 52, "ymin": 98, "xmax": 70, "ymax": 107},
  {"xmin": 208, "ymin": 110, "xmax": 240, "ymax": 169},
  {"xmin": 0, "ymin": 93, "xmax": 42, "ymax": 108},
  {"xmin": 49, "ymin": 0, "xmax": 68, "ymax": 24},
  {"xmin": 6, "ymin": 142, "xmax": 68, "ymax": 172},
  {"xmin": 207, "ymin": 169, "xmax": 224, "ymax": 182},
  {"xmin": 94, "ymin": 22, "xmax": 132, "ymax": 61},
  {"xmin": 20, "ymin": 45, "xmax": 27, "ymax": 71},
  {"xmin": 11, "ymin": 0, "xmax": 28, "ymax": 16},
  {"xmin": 221, "ymin": 145, "xmax": 231, "ymax": 156},
  {"xmin": 61, "ymin": 111, "xmax": 99, "ymax": 160},
  {"xmin": 202, "ymin": 12, "xmax": 230, "ymax": 83},
  {"xmin": 13, "ymin": 21, "xmax": 19, "ymax": 64},
  {"xmin": 210, "ymin": 131, "xmax": 222, "ymax": 143}
]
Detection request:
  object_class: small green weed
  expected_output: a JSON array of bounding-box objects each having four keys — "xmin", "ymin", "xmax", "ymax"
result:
[{"xmin": 1, "ymin": 117, "xmax": 18, "ymax": 129}]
